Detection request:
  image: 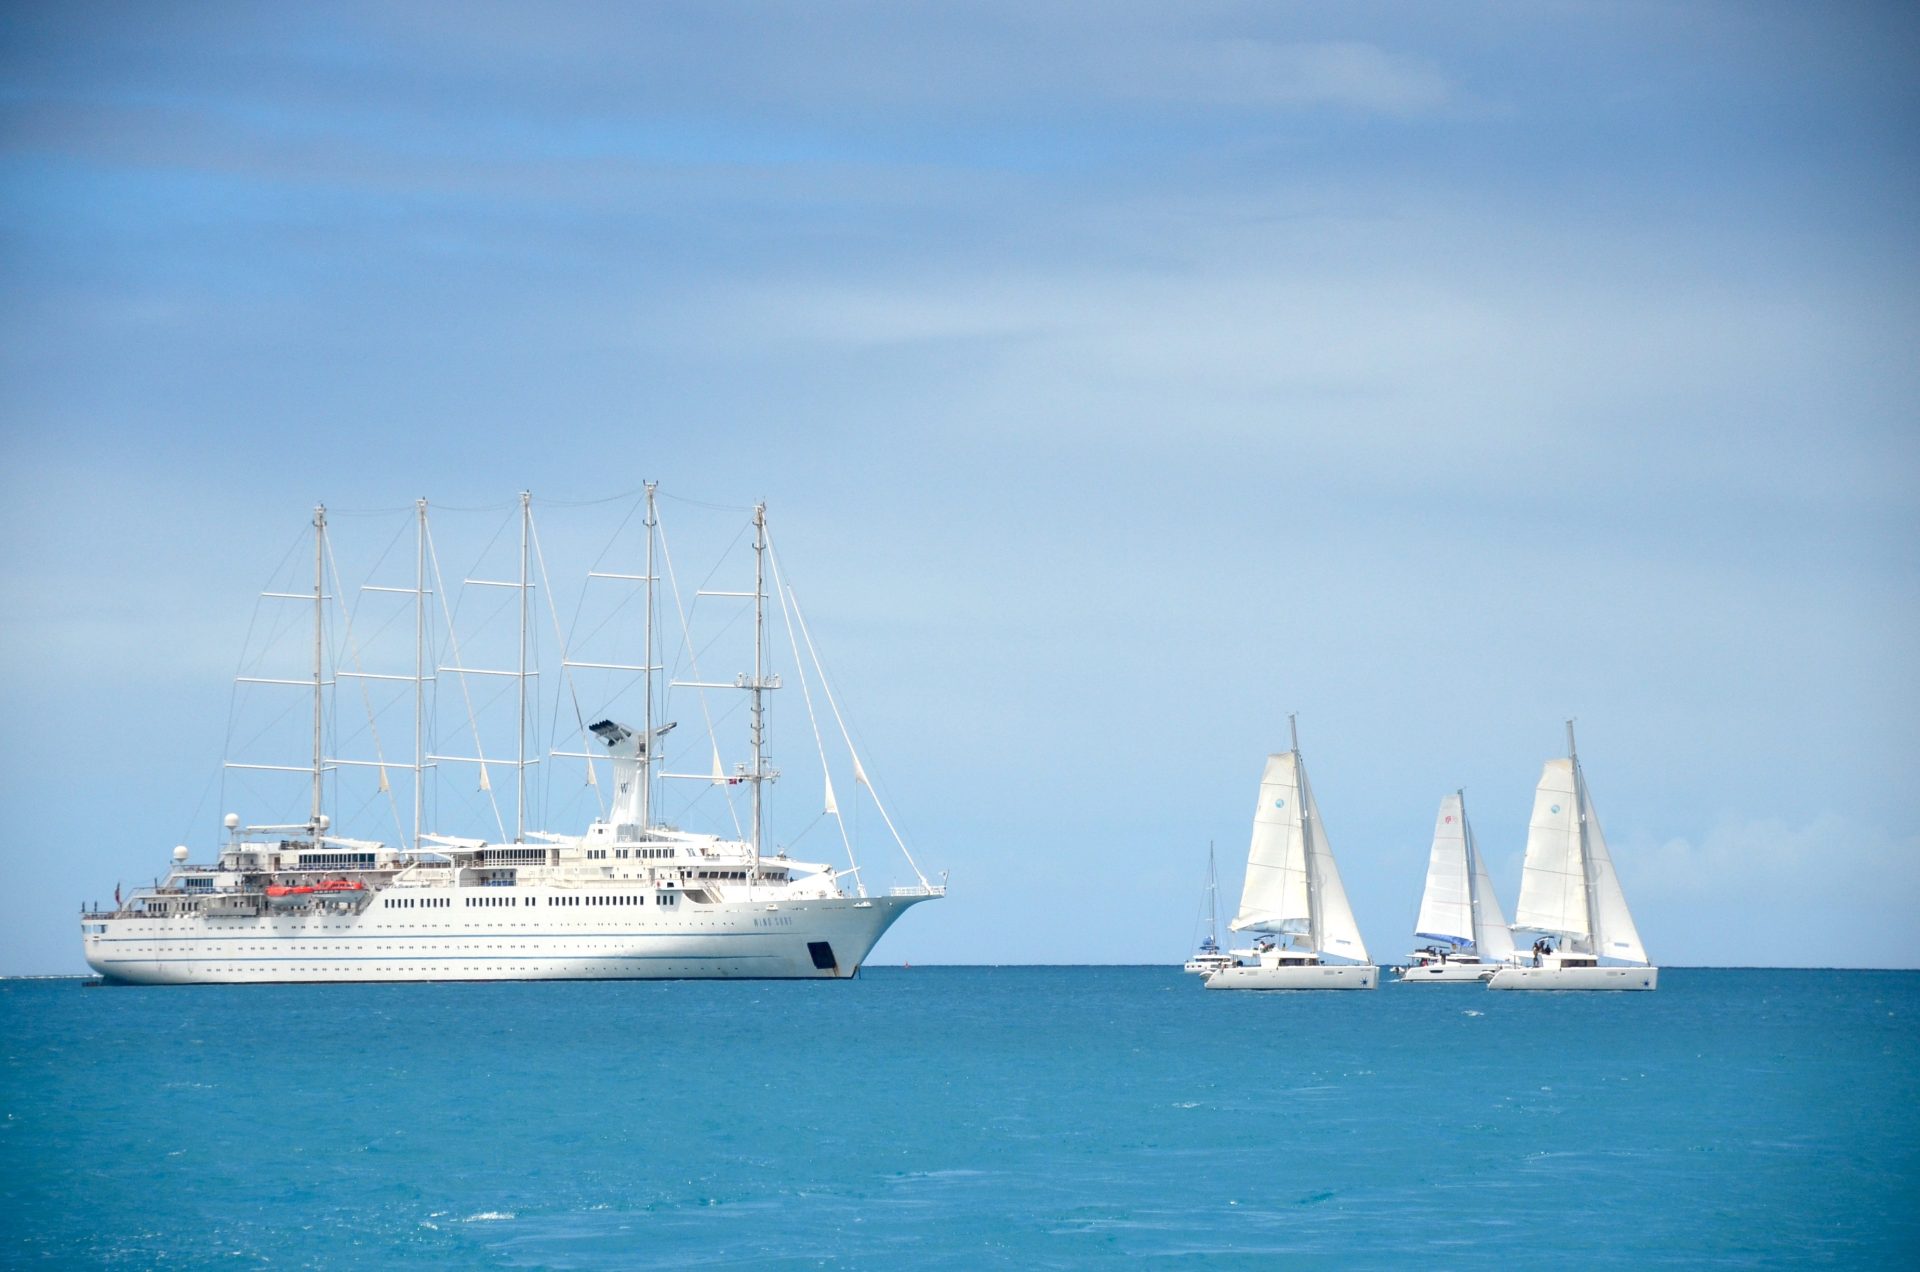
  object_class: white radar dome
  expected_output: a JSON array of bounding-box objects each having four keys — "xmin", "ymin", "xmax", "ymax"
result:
[
  {"xmin": 223, "ymin": 813, "xmax": 240, "ymax": 830},
  {"xmin": 317, "ymin": 814, "xmax": 331, "ymax": 831},
  {"xmin": 172, "ymin": 846, "xmax": 190, "ymax": 862}
]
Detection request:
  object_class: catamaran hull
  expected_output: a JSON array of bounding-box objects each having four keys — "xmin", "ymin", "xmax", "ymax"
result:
[
  {"xmin": 1485, "ymin": 965, "xmax": 1658, "ymax": 991},
  {"xmin": 83, "ymin": 894, "xmax": 929, "ymax": 985},
  {"xmin": 1394, "ymin": 960, "xmax": 1498, "ymax": 983},
  {"xmin": 1203, "ymin": 963, "xmax": 1377, "ymax": 991}
]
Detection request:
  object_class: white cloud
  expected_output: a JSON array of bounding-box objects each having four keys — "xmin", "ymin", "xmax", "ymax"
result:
[
  {"xmin": 655, "ymin": 192, "xmax": 1915, "ymax": 517},
  {"xmin": 1623, "ymin": 814, "xmax": 1920, "ymax": 968},
  {"xmin": 1142, "ymin": 39, "xmax": 1452, "ymax": 114}
]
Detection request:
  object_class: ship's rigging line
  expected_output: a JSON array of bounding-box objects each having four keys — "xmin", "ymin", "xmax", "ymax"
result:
[
  {"xmin": 231, "ymin": 495, "xmax": 928, "ymax": 890},
  {"xmin": 767, "ymin": 536, "xmax": 862, "ymax": 892},
  {"xmin": 218, "ymin": 525, "xmax": 311, "ymax": 827},
  {"xmin": 552, "ymin": 494, "xmax": 650, "ymax": 808},
  {"xmin": 322, "ymin": 526, "xmax": 407, "ymax": 849},
  {"xmin": 527, "ymin": 505, "xmax": 606, "ymax": 822},
  {"xmin": 653, "ymin": 498, "xmax": 748, "ymax": 842},
  {"xmin": 425, "ymin": 514, "xmax": 508, "ymax": 843},
  {"xmin": 766, "ymin": 526, "xmax": 930, "ymax": 890}
]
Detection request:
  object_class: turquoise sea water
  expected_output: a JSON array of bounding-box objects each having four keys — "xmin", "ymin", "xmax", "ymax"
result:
[{"xmin": 2, "ymin": 968, "xmax": 1915, "ymax": 1268}]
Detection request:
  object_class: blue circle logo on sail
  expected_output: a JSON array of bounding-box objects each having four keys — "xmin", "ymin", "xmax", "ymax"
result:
[
  {"xmin": 1550, "ymin": 804, "xmax": 1561, "ymax": 814},
  {"xmin": 1273, "ymin": 798, "xmax": 1286, "ymax": 809}
]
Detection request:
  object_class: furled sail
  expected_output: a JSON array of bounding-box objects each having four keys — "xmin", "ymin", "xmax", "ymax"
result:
[
  {"xmin": 1230, "ymin": 752, "xmax": 1309, "ymax": 934},
  {"xmin": 1512, "ymin": 758, "xmax": 1590, "ymax": 942},
  {"xmin": 1580, "ymin": 782, "xmax": 1648, "ymax": 964},
  {"xmin": 1414, "ymin": 793, "xmax": 1473, "ymax": 947},
  {"xmin": 1300, "ymin": 765, "xmax": 1370, "ymax": 963}
]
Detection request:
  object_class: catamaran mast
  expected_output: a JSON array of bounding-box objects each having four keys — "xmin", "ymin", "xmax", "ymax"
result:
[
  {"xmin": 311, "ymin": 504, "xmax": 326, "ymax": 831},
  {"xmin": 1292, "ymin": 712, "xmax": 1323, "ymax": 953},
  {"xmin": 1206, "ymin": 841, "xmax": 1219, "ymax": 947},
  {"xmin": 1459, "ymin": 787, "xmax": 1480, "ymax": 950},
  {"xmin": 1569, "ymin": 719, "xmax": 1602, "ymax": 953}
]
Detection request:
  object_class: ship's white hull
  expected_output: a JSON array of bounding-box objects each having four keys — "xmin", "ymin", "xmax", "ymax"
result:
[
  {"xmin": 1394, "ymin": 959, "xmax": 1499, "ymax": 983},
  {"xmin": 1485, "ymin": 964, "xmax": 1658, "ymax": 991},
  {"xmin": 83, "ymin": 893, "xmax": 928, "ymax": 985},
  {"xmin": 1203, "ymin": 963, "xmax": 1378, "ymax": 991}
]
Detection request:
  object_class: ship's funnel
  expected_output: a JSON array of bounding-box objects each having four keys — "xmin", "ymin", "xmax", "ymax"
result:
[{"xmin": 590, "ymin": 719, "xmax": 675, "ymax": 826}]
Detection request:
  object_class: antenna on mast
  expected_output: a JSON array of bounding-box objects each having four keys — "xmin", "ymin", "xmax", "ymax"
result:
[{"xmin": 1288, "ymin": 712, "xmax": 1299, "ymax": 753}]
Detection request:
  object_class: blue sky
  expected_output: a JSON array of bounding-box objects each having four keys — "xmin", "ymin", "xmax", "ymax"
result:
[{"xmin": 3, "ymin": 2, "xmax": 1916, "ymax": 972}]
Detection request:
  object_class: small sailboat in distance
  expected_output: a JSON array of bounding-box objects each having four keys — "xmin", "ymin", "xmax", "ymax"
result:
[
  {"xmin": 1395, "ymin": 790, "xmax": 1515, "ymax": 982},
  {"xmin": 1184, "ymin": 843, "xmax": 1234, "ymax": 975},
  {"xmin": 1487, "ymin": 722, "xmax": 1657, "ymax": 991},
  {"xmin": 1204, "ymin": 717, "xmax": 1377, "ymax": 991}
]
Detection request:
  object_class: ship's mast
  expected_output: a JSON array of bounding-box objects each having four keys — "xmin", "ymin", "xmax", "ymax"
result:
[
  {"xmin": 517, "ymin": 491, "xmax": 530, "ymax": 842},
  {"xmin": 642, "ymin": 482, "xmax": 657, "ymax": 832},
  {"xmin": 413, "ymin": 498, "xmax": 427, "ymax": 850},
  {"xmin": 311, "ymin": 504, "xmax": 327, "ymax": 832},
  {"xmin": 1292, "ymin": 712, "xmax": 1322, "ymax": 953},
  {"xmin": 750, "ymin": 502, "xmax": 767, "ymax": 871}
]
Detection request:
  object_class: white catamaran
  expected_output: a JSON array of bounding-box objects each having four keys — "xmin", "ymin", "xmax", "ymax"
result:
[
  {"xmin": 1487, "ymin": 723, "xmax": 1656, "ymax": 991},
  {"xmin": 1395, "ymin": 790, "xmax": 1516, "ymax": 982},
  {"xmin": 80, "ymin": 488, "xmax": 944, "ymax": 984},
  {"xmin": 1183, "ymin": 843, "xmax": 1233, "ymax": 975},
  {"xmin": 1204, "ymin": 718, "xmax": 1377, "ymax": 991}
]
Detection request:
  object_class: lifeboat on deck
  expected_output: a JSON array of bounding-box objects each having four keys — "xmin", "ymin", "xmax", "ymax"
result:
[{"xmin": 265, "ymin": 880, "xmax": 366, "ymax": 908}]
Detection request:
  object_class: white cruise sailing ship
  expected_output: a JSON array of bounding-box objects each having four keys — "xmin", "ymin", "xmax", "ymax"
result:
[{"xmin": 81, "ymin": 488, "xmax": 944, "ymax": 984}]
